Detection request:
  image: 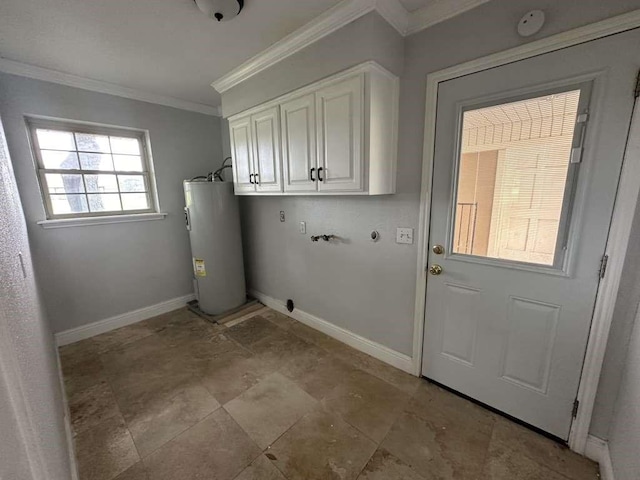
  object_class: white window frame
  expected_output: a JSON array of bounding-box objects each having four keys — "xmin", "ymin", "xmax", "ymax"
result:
[{"xmin": 26, "ymin": 117, "xmax": 160, "ymax": 221}]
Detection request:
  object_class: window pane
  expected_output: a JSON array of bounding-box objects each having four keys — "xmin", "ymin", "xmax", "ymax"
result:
[
  {"xmin": 79, "ymin": 153, "xmax": 114, "ymax": 171},
  {"xmin": 84, "ymin": 174, "xmax": 118, "ymax": 193},
  {"xmin": 36, "ymin": 129, "xmax": 75, "ymax": 150},
  {"xmin": 45, "ymin": 173, "xmax": 85, "ymax": 194},
  {"xmin": 121, "ymin": 193, "xmax": 149, "ymax": 211},
  {"xmin": 41, "ymin": 150, "xmax": 79, "ymax": 169},
  {"xmin": 452, "ymin": 90, "xmax": 581, "ymax": 266},
  {"xmin": 113, "ymin": 154, "xmax": 144, "ymax": 172},
  {"xmin": 118, "ymin": 175, "xmax": 146, "ymax": 192},
  {"xmin": 75, "ymin": 133, "xmax": 111, "ymax": 153},
  {"xmin": 110, "ymin": 136, "xmax": 140, "ymax": 155},
  {"xmin": 50, "ymin": 194, "xmax": 88, "ymax": 215},
  {"xmin": 88, "ymin": 194, "xmax": 122, "ymax": 212}
]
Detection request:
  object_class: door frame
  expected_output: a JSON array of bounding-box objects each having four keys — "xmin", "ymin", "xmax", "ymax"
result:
[{"xmin": 412, "ymin": 10, "xmax": 640, "ymax": 453}]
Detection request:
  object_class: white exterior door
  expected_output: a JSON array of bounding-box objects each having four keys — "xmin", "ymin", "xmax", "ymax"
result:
[
  {"xmin": 422, "ymin": 29, "xmax": 640, "ymax": 439},
  {"xmin": 282, "ymin": 94, "xmax": 318, "ymax": 192},
  {"xmin": 251, "ymin": 106, "xmax": 282, "ymax": 193},
  {"xmin": 316, "ymin": 75, "xmax": 363, "ymax": 192},
  {"xmin": 229, "ymin": 116, "xmax": 255, "ymax": 193}
]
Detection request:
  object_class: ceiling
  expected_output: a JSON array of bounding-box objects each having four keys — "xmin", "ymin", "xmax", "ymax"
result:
[{"xmin": 0, "ymin": 0, "xmax": 439, "ymax": 110}]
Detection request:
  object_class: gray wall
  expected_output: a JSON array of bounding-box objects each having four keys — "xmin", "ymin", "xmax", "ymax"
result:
[
  {"xmin": 221, "ymin": 0, "xmax": 640, "ymax": 437},
  {"xmin": 0, "ymin": 73, "xmax": 224, "ymax": 333},
  {"xmin": 0, "ymin": 115, "xmax": 73, "ymax": 479},
  {"xmin": 608, "ymin": 298, "xmax": 640, "ymax": 480}
]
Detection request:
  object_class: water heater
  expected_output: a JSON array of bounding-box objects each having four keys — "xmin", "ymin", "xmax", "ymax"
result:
[{"xmin": 183, "ymin": 180, "xmax": 246, "ymax": 315}]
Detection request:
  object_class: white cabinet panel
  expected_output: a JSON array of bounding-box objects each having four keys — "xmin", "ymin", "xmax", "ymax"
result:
[
  {"xmin": 229, "ymin": 116, "xmax": 254, "ymax": 193},
  {"xmin": 282, "ymin": 94, "xmax": 317, "ymax": 192},
  {"xmin": 316, "ymin": 75, "xmax": 363, "ymax": 192},
  {"xmin": 251, "ymin": 106, "xmax": 282, "ymax": 193},
  {"xmin": 228, "ymin": 62, "xmax": 398, "ymax": 196}
]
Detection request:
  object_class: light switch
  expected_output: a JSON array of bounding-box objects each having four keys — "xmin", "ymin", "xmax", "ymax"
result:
[
  {"xmin": 299, "ymin": 221, "xmax": 306, "ymax": 234},
  {"xmin": 396, "ymin": 228, "xmax": 414, "ymax": 245}
]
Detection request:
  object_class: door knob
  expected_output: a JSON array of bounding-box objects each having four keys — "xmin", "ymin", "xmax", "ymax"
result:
[
  {"xmin": 432, "ymin": 244, "xmax": 445, "ymax": 255},
  {"xmin": 429, "ymin": 264, "xmax": 443, "ymax": 275}
]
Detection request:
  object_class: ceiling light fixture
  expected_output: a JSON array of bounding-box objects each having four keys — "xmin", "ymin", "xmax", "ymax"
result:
[{"xmin": 194, "ymin": 0, "xmax": 244, "ymax": 22}]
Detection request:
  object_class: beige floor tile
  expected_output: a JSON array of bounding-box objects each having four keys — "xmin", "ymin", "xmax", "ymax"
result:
[
  {"xmin": 248, "ymin": 329, "xmax": 313, "ymax": 367},
  {"xmin": 69, "ymin": 381, "xmax": 123, "ymax": 436},
  {"xmin": 260, "ymin": 309, "xmax": 296, "ymax": 329},
  {"xmin": 113, "ymin": 462, "xmax": 149, "ymax": 480},
  {"xmin": 381, "ymin": 410, "xmax": 491, "ymax": 479},
  {"xmin": 225, "ymin": 372, "xmax": 318, "ymax": 448},
  {"xmin": 111, "ymin": 371, "xmax": 202, "ymax": 423},
  {"xmin": 322, "ymin": 369, "xmax": 409, "ymax": 442},
  {"xmin": 234, "ymin": 455, "xmax": 287, "ymax": 480},
  {"xmin": 489, "ymin": 416, "xmax": 599, "ymax": 480},
  {"xmin": 279, "ymin": 346, "xmax": 355, "ymax": 400},
  {"xmin": 225, "ymin": 315, "xmax": 279, "ymax": 347},
  {"xmin": 75, "ymin": 416, "xmax": 139, "ymax": 480},
  {"xmin": 405, "ymin": 381, "xmax": 495, "ymax": 433},
  {"xmin": 92, "ymin": 323, "xmax": 157, "ymax": 354},
  {"xmin": 59, "ymin": 338, "xmax": 99, "ymax": 367},
  {"xmin": 62, "ymin": 356, "xmax": 108, "ymax": 398},
  {"xmin": 155, "ymin": 314, "xmax": 226, "ymax": 349},
  {"xmin": 199, "ymin": 349, "xmax": 276, "ymax": 404},
  {"xmin": 358, "ymin": 448, "xmax": 427, "ymax": 480},
  {"xmin": 268, "ymin": 406, "xmax": 377, "ymax": 480},
  {"xmin": 128, "ymin": 383, "xmax": 220, "ymax": 457},
  {"xmin": 143, "ymin": 409, "xmax": 261, "ymax": 480},
  {"xmin": 483, "ymin": 442, "xmax": 574, "ymax": 480},
  {"xmin": 101, "ymin": 335, "xmax": 189, "ymax": 392}
]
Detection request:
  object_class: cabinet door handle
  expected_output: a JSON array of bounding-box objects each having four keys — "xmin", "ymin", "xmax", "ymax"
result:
[
  {"xmin": 318, "ymin": 167, "xmax": 324, "ymax": 182},
  {"xmin": 249, "ymin": 174, "xmax": 254, "ymax": 184},
  {"xmin": 310, "ymin": 168, "xmax": 316, "ymax": 182},
  {"xmin": 255, "ymin": 173, "xmax": 260, "ymax": 184}
]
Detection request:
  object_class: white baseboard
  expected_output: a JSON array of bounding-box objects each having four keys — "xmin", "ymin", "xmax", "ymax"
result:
[
  {"xmin": 585, "ymin": 435, "xmax": 615, "ymax": 480},
  {"xmin": 55, "ymin": 294, "xmax": 196, "ymax": 346},
  {"xmin": 249, "ymin": 290, "xmax": 414, "ymax": 374}
]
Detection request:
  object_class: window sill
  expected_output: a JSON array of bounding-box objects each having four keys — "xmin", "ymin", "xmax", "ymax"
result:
[{"xmin": 37, "ymin": 212, "xmax": 168, "ymax": 229}]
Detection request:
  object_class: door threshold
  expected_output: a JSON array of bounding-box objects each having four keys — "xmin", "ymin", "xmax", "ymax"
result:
[{"xmin": 423, "ymin": 376, "xmax": 567, "ymax": 446}]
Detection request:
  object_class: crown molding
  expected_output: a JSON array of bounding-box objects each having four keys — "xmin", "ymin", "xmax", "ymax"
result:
[
  {"xmin": 211, "ymin": 0, "xmax": 378, "ymax": 94},
  {"xmin": 406, "ymin": 0, "xmax": 491, "ymax": 35},
  {"xmin": 211, "ymin": 0, "xmax": 492, "ymax": 94},
  {"xmin": 0, "ymin": 58, "xmax": 221, "ymax": 116},
  {"xmin": 374, "ymin": 0, "xmax": 410, "ymax": 35}
]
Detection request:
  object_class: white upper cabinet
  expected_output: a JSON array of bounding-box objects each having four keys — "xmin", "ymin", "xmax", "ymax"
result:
[
  {"xmin": 228, "ymin": 62, "xmax": 398, "ymax": 196},
  {"xmin": 251, "ymin": 106, "xmax": 282, "ymax": 193},
  {"xmin": 281, "ymin": 94, "xmax": 317, "ymax": 192},
  {"xmin": 229, "ymin": 116, "xmax": 254, "ymax": 193},
  {"xmin": 316, "ymin": 75, "xmax": 363, "ymax": 192}
]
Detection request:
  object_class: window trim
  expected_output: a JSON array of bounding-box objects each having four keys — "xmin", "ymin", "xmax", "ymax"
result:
[{"xmin": 26, "ymin": 117, "xmax": 160, "ymax": 220}]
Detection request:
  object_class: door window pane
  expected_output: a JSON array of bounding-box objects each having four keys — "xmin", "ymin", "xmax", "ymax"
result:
[{"xmin": 452, "ymin": 90, "xmax": 581, "ymax": 266}]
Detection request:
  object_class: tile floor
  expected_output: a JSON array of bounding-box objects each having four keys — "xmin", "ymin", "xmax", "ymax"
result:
[{"xmin": 59, "ymin": 307, "xmax": 599, "ymax": 480}]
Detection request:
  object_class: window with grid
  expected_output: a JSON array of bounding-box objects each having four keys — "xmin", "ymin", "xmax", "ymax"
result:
[{"xmin": 28, "ymin": 119, "xmax": 157, "ymax": 219}]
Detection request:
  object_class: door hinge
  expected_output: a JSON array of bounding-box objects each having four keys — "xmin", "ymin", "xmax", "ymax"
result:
[
  {"xmin": 599, "ymin": 254, "xmax": 609, "ymax": 279},
  {"xmin": 572, "ymin": 399, "xmax": 580, "ymax": 418},
  {"xmin": 635, "ymin": 70, "xmax": 640, "ymax": 99}
]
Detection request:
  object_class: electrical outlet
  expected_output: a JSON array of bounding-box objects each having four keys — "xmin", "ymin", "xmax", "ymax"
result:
[
  {"xmin": 280, "ymin": 211, "xmax": 285, "ymax": 222},
  {"xmin": 396, "ymin": 227, "xmax": 414, "ymax": 245},
  {"xmin": 299, "ymin": 221, "xmax": 306, "ymax": 234}
]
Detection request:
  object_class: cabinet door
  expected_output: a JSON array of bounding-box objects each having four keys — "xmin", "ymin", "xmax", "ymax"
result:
[
  {"xmin": 251, "ymin": 106, "xmax": 282, "ymax": 193},
  {"xmin": 281, "ymin": 94, "xmax": 318, "ymax": 192},
  {"xmin": 316, "ymin": 75, "xmax": 364, "ymax": 192},
  {"xmin": 229, "ymin": 116, "xmax": 255, "ymax": 193}
]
